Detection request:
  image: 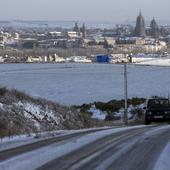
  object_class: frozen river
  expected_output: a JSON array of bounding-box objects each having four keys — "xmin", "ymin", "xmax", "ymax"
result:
[{"xmin": 0, "ymin": 63, "xmax": 170, "ymax": 105}]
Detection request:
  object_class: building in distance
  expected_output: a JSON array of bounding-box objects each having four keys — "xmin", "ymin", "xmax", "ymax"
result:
[
  {"xmin": 134, "ymin": 11, "xmax": 146, "ymax": 37},
  {"xmin": 150, "ymin": 18, "xmax": 160, "ymax": 39}
]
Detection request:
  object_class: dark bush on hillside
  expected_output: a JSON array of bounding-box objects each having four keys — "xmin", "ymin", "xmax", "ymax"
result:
[
  {"xmin": 0, "ymin": 109, "xmax": 38, "ymax": 138},
  {"xmin": 105, "ymin": 112, "xmax": 121, "ymax": 121},
  {"xmin": 0, "ymin": 87, "xmax": 8, "ymax": 96},
  {"xmin": 0, "ymin": 118, "xmax": 8, "ymax": 138},
  {"xmin": 95, "ymin": 98, "xmax": 145, "ymax": 113},
  {"xmin": 131, "ymin": 108, "xmax": 144, "ymax": 120},
  {"xmin": 95, "ymin": 100, "xmax": 123, "ymax": 112},
  {"xmin": 75, "ymin": 98, "xmax": 146, "ymax": 117},
  {"xmin": 128, "ymin": 98, "xmax": 146, "ymax": 106},
  {"xmin": 10, "ymin": 89, "xmax": 31, "ymax": 101},
  {"xmin": 79, "ymin": 104, "xmax": 91, "ymax": 113}
]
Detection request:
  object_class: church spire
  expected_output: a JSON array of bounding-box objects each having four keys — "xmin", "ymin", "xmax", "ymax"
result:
[
  {"xmin": 150, "ymin": 17, "xmax": 160, "ymax": 38},
  {"xmin": 81, "ymin": 23, "xmax": 86, "ymax": 38},
  {"xmin": 134, "ymin": 11, "xmax": 146, "ymax": 37},
  {"xmin": 73, "ymin": 22, "xmax": 80, "ymax": 33},
  {"xmin": 139, "ymin": 10, "xmax": 142, "ymax": 16}
]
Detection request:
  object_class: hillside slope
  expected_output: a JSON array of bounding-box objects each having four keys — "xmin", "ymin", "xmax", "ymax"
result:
[{"xmin": 0, "ymin": 87, "xmax": 93, "ymax": 138}]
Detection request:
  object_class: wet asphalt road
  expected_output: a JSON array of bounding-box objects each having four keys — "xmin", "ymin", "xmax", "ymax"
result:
[
  {"xmin": 1, "ymin": 125, "xmax": 170, "ymax": 170},
  {"xmin": 37, "ymin": 125, "xmax": 170, "ymax": 170}
]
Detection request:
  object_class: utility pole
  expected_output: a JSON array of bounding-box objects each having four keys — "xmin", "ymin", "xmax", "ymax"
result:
[{"xmin": 124, "ymin": 62, "xmax": 128, "ymax": 125}]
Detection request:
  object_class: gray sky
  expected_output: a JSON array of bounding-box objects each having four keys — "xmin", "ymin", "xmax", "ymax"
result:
[{"xmin": 0, "ymin": 0, "xmax": 169, "ymax": 22}]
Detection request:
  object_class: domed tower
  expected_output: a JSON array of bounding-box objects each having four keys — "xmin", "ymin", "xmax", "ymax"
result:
[
  {"xmin": 150, "ymin": 17, "xmax": 160, "ymax": 38},
  {"xmin": 134, "ymin": 11, "xmax": 146, "ymax": 37}
]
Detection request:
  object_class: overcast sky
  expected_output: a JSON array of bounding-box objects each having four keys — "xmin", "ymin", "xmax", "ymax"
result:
[{"xmin": 0, "ymin": 0, "xmax": 169, "ymax": 22}]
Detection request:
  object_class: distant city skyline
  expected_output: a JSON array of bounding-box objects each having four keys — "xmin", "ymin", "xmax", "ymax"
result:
[{"xmin": 0, "ymin": 0, "xmax": 170, "ymax": 23}]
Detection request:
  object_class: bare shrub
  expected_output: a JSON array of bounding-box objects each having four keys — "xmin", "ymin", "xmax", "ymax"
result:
[{"xmin": 0, "ymin": 87, "xmax": 8, "ymax": 96}]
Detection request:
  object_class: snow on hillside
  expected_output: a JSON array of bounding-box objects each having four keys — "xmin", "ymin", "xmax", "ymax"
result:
[
  {"xmin": 89, "ymin": 105, "xmax": 106, "ymax": 120},
  {"xmin": 0, "ymin": 87, "xmax": 97, "ymax": 138},
  {"xmin": 0, "ymin": 100, "xmax": 64, "ymax": 132},
  {"xmin": 16, "ymin": 102, "xmax": 63, "ymax": 130},
  {"xmin": 89, "ymin": 103, "xmax": 145, "ymax": 121}
]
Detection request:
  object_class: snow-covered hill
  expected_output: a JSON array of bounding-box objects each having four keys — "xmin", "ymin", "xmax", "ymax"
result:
[{"xmin": 0, "ymin": 87, "xmax": 93, "ymax": 138}]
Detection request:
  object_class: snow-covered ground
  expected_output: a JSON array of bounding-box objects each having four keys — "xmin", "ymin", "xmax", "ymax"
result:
[
  {"xmin": 154, "ymin": 142, "xmax": 170, "ymax": 170},
  {"xmin": 89, "ymin": 105, "xmax": 106, "ymax": 120},
  {"xmin": 89, "ymin": 103, "xmax": 144, "ymax": 121},
  {"xmin": 136, "ymin": 58, "xmax": 170, "ymax": 66},
  {"xmin": 16, "ymin": 101, "xmax": 62, "ymax": 130},
  {"xmin": 0, "ymin": 131, "xmax": 64, "ymax": 152},
  {"xmin": 0, "ymin": 127, "xmax": 110, "ymax": 152},
  {"xmin": 0, "ymin": 99, "xmax": 66, "ymax": 134},
  {"xmin": 1, "ymin": 63, "xmax": 170, "ymax": 105}
]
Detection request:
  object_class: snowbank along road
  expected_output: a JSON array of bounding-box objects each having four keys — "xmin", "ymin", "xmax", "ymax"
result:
[{"xmin": 0, "ymin": 125, "xmax": 170, "ymax": 170}]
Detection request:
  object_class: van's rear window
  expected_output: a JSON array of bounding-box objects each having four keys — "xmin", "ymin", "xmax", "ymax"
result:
[{"xmin": 147, "ymin": 99, "xmax": 169, "ymax": 108}]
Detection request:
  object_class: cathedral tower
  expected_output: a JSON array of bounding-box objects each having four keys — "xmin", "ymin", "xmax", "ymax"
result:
[
  {"xmin": 150, "ymin": 17, "xmax": 160, "ymax": 38},
  {"xmin": 134, "ymin": 11, "xmax": 146, "ymax": 37}
]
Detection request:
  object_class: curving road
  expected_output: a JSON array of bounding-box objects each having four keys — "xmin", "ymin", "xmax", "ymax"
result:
[
  {"xmin": 0, "ymin": 125, "xmax": 170, "ymax": 170},
  {"xmin": 0, "ymin": 127, "xmax": 111, "ymax": 162}
]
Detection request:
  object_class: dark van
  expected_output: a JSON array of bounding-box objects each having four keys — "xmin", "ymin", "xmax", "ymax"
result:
[{"xmin": 144, "ymin": 98, "xmax": 170, "ymax": 125}]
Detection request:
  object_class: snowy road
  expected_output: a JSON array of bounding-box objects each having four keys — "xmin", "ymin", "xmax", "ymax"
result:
[
  {"xmin": 0, "ymin": 125, "xmax": 170, "ymax": 170},
  {"xmin": 0, "ymin": 128, "xmax": 111, "ymax": 162}
]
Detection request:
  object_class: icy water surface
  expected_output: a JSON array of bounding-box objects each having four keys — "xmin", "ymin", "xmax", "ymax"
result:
[{"xmin": 0, "ymin": 63, "xmax": 170, "ymax": 105}]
